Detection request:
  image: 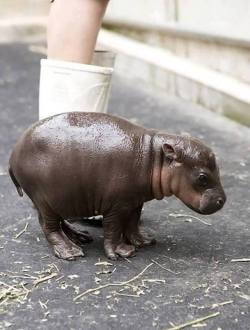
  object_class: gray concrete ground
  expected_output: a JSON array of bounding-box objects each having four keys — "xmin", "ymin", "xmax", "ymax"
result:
[{"xmin": 0, "ymin": 43, "xmax": 250, "ymax": 330}]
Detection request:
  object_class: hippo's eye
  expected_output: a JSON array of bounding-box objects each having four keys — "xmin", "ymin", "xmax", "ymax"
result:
[{"xmin": 198, "ymin": 173, "xmax": 208, "ymax": 186}]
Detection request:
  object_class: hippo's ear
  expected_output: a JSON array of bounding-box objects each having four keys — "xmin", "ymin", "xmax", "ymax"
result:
[{"xmin": 162, "ymin": 143, "xmax": 177, "ymax": 162}]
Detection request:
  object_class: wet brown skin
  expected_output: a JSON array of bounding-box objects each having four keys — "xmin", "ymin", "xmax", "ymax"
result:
[{"xmin": 9, "ymin": 112, "xmax": 226, "ymax": 260}]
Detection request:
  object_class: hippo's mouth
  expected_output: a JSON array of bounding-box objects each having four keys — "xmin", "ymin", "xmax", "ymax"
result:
[
  {"xmin": 184, "ymin": 202, "xmax": 204, "ymax": 215},
  {"xmin": 184, "ymin": 202, "xmax": 222, "ymax": 215}
]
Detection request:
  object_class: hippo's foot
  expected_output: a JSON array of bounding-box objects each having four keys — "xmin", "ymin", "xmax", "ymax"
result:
[
  {"xmin": 115, "ymin": 243, "xmax": 136, "ymax": 258},
  {"xmin": 104, "ymin": 239, "xmax": 136, "ymax": 260},
  {"xmin": 53, "ymin": 242, "xmax": 84, "ymax": 260},
  {"xmin": 127, "ymin": 230, "xmax": 156, "ymax": 248},
  {"xmin": 47, "ymin": 230, "xmax": 85, "ymax": 260},
  {"xmin": 61, "ymin": 220, "xmax": 93, "ymax": 246}
]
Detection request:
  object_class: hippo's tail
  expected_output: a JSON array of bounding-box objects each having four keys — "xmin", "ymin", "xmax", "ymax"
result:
[{"xmin": 8, "ymin": 167, "xmax": 23, "ymax": 197}]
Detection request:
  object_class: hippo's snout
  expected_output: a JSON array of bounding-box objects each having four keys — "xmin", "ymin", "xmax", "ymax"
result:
[{"xmin": 199, "ymin": 188, "xmax": 226, "ymax": 215}]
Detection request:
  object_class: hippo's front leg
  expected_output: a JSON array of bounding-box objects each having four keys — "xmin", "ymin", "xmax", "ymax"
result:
[
  {"xmin": 124, "ymin": 205, "xmax": 156, "ymax": 248},
  {"xmin": 103, "ymin": 211, "xmax": 136, "ymax": 260}
]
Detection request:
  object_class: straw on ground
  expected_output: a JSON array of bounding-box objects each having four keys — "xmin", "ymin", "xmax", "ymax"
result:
[
  {"xmin": 166, "ymin": 311, "xmax": 220, "ymax": 330},
  {"xmin": 74, "ymin": 262, "xmax": 154, "ymax": 301}
]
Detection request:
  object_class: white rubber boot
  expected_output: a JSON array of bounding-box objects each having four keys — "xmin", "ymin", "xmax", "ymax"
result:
[{"xmin": 39, "ymin": 51, "xmax": 115, "ymax": 120}]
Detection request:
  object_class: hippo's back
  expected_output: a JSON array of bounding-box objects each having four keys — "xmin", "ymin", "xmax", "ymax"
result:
[{"xmin": 30, "ymin": 112, "xmax": 145, "ymax": 150}]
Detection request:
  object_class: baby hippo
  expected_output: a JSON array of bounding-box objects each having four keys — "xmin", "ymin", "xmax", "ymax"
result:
[{"xmin": 9, "ymin": 112, "xmax": 226, "ymax": 260}]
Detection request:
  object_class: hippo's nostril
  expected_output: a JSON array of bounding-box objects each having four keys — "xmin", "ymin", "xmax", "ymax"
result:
[{"xmin": 216, "ymin": 197, "xmax": 224, "ymax": 207}]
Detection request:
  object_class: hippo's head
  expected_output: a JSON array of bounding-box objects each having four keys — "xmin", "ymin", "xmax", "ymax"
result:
[{"xmin": 159, "ymin": 134, "xmax": 226, "ymax": 215}]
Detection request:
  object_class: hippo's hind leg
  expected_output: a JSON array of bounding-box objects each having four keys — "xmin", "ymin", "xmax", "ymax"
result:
[
  {"xmin": 37, "ymin": 206, "xmax": 84, "ymax": 260},
  {"xmin": 61, "ymin": 220, "xmax": 93, "ymax": 246},
  {"xmin": 124, "ymin": 204, "xmax": 156, "ymax": 248},
  {"xmin": 103, "ymin": 212, "xmax": 136, "ymax": 260}
]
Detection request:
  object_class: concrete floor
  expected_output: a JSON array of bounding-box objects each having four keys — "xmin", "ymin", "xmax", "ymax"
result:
[{"xmin": 0, "ymin": 44, "xmax": 249, "ymax": 330}]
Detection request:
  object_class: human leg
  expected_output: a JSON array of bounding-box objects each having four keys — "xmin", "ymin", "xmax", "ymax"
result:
[
  {"xmin": 39, "ymin": 0, "xmax": 113, "ymax": 119},
  {"xmin": 47, "ymin": 0, "xmax": 109, "ymax": 63}
]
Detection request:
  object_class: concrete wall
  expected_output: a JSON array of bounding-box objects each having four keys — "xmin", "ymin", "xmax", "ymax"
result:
[
  {"xmin": 109, "ymin": 27, "xmax": 250, "ymax": 85},
  {"xmin": 105, "ymin": 1, "xmax": 250, "ymax": 84},
  {"xmin": 0, "ymin": 0, "xmax": 49, "ymax": 18},
  {"xmin": 177, "ymin": 0, "xmax": 250, "ymax": 38},
  {"xmin": 106, "ymin": 0, "xmax": 250, "ymax": 40},
  {"xmin": 105, "ymin": 0, "xmax": 175, "ymax": 25}
]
